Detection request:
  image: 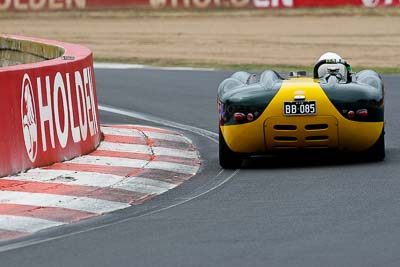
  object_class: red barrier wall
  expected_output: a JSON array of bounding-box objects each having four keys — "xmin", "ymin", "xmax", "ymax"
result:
[
  {"xmin": 0, "ymin": 0, "xmax": 398, "ymax": 10},
  {"xmin": 145, "ymin": 0, "xmax": 400, "ymax": 8},
  {"xmin": 0, "ymin": 35, "xmax": 101, "ymax": 177}
]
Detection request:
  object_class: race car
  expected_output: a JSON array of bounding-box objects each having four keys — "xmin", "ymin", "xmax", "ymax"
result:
[{"xmin": 217, "ymin": 57, "xmax": 385, "ymax": 168}]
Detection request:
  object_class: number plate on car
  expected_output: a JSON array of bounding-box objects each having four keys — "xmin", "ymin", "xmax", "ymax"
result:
[{"xmin": 283, "ymin": 101, "xmax": 317, "ymax": 115}]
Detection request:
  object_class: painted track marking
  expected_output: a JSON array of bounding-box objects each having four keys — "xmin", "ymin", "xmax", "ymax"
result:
[
  {"xmin": 8, "ymin": 170, "xmax": 174, "ymax": 194},
  {"xmin": 0, "ymin": 216, "xmax": 64, "ymax": 233},
  {"xmin": 0, "ymin": 124, "xmax": 200, "ymax": 241},
  {"xmin": 0, "ymin": 191, "xmax": 131, "ymax": 214},
  {"xmin": 0, "ymin": 104, "xmax": 239, "ymax": 253}
]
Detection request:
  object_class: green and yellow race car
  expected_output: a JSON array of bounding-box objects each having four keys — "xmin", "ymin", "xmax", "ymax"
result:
[{"xmin": 217, "ymin": 57, "xmax": 385, "ymax": 168}]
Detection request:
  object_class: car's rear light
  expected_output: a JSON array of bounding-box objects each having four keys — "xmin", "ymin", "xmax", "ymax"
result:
[
  {"xmin": 357, "ymin": 109, "xmax": 368, "ymax": 118},
  {"xmin": 234, "ymin": 112, "xmax": 246, "ymax": 122},
  {"xmin": 347, "ymin": 110, "xmax": 355, "ymax": 119},
  {"xmin": 218, "ymin": 100, "xmax": 265, "ymax": 125},
  {"xmin": 247, "ymin": 113, "xmax": 254, "ymax": 121},
  {"xmin": 344, "ymin": 109, "xmax": 369, "ymax": 120}
]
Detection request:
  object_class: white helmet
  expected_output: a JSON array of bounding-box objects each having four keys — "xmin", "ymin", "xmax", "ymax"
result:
[
  {"xmin": 316, "ymin": 52, "xmax": 347, "ymax": 80},
  {"xmin": 318, "ymin": 52, "xmax": 342, "ymax": 62}
]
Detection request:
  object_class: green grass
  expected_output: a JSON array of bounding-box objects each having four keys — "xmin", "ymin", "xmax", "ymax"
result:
[{"xmin": 95, "ymin": 57, "xmax": 400, "ymax": 74}]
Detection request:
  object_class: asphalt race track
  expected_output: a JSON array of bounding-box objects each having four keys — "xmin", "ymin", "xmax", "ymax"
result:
[{"xmin": 1, "ymin": 68, "xmax": 400, "ymax": 266}]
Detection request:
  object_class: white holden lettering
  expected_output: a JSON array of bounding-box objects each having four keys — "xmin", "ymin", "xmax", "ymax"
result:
[
  {"xmin": 0, "ymin": 0, "xmax": 86, "ymax": 10},
  {"xmin": 88, "ymin": 67, "xmax": 99, "ymax": 135},
  {"xmin": 75, "ymin": 70, "xmax": 88, "ymax": 141},
  {"xmin": 14, "ymin": 0, "xmax": 28, "ymax": 10},
  {"xmin": 29, "ymin": 66, "xmax": 98, "ymax": 152},
  {"xmin": 37, "ymin": 76, "xmax": 55, "ymax": 151},
  {"xmin": 253, "ymin": 0, "xmax": 293, "ymax": 8},
  {"xmin": 192, "ymin": 0, "xmax": 212, "ymax": 8},
  {"xmin": 29, "ymin": 0, "xmax": 46, "ymax": 10},
  {"xmin": 150, "ymin": 0, "xmax": 296, "ymax": 8},
  {"xmin": 0, "ymin": 0, "xmax": 11, "ymax": 10},
  {"xmin": 53, "ymin": 72, "xmax": 69, "ymax": 148},
  {"xmin": 83, "ymin": 68, "xmax": 94, "ymax": 136},
  {"xmin": 49, "ymin": 0, "xmax": 63, "ymax": 9},
  {"xmin": 66, "ymin": 73, "xmax": 81, "ymax": 143},
  {"xmin": 150, "ymin": 0, "xmax": 251, "ymax": 8}
]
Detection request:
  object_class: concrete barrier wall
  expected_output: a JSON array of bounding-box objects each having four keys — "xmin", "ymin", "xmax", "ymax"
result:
[
  {"xmin": 0, "ymin": 0, "xmax": 398, "ymax": 10},
  {"xmin": 0, "ymin": 36, "xmax": 64, "ymax": 67},
  {"xmin": 0, "ymin": 35, "xmax": 101, "ymax": 177}
]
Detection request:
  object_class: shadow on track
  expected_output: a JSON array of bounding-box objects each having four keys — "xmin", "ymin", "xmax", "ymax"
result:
[{"xmin": 240, "ymin": 151, "xmax": 390, "ymax": 170}]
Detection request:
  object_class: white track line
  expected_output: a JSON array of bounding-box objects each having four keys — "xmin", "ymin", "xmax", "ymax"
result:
[
  {"xmin": 98, "ymin": 142, "xmax": 197, "ymax": 159},
  {"xmin": 100, "ymin": 127, "xmax": 143, "ymax": 137},
  {"xmin": 70, "ymin": 154, "xmax": 198, "ymax": 174},
  {"xmin": 143, "ymin": 131, "xmax": 189, "ymax": 143},
  {"xmin": 0, "ymin": 216, "xmax": 64, "ymax": 233},
  {"xmin": 152, "ymin": 146, "xmax": 198, "ymax": 159},
  {"xmin": 145, "ymin": 161, "xmax": 199, "ymax": 175},
  {"xmin": 7, "ymin": 169, "xmax": 176, "ymax": 195},
  {"xmin": 68, "ymin": 155, "xmax": 148, "ymax": 168},
  {"xmin": 8, "ymin": 169, "xmax": 126, "ymax": 188},
  {"xmin": 112, "ymin": 177, "xmax": 176, "ymax": 194},
  {"xmin": 97, "ymin": 142, "xmax": 151, "ymax": 154},
  {"xmin": 0, "ymin": 191, "xmax": 130, "ymax": 214},
  {"xmin": 93, "ymin": 62, "xmax": 214, "ymax": 72},
  {"xmin": 98, "ymin": 105, "xmax": 218, "ymax": 144},
  {"xmin": 8, "ymin": 169, "xmax": 124, "ymax": 187},
  {"xmin": 94, "ymin": 63, "xmax": 147, "ymax": 69}
]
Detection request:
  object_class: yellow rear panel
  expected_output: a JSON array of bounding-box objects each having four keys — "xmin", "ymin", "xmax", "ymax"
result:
[
  {"xmin": 221, "ymin": 78, "xmax": 383, "ymax": 153},
  {"xmin": 265, "ymin": 116, "xmax": 338, "ymax": 151}
]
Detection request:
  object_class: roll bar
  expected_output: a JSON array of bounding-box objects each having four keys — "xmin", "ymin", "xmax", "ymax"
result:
[{"xmin": 313, "ymin": 59, "xmax": 352, "ymax": 82}]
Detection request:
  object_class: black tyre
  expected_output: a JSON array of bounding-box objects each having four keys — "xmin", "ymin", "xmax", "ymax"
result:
[
  {"xmin": 366, "ymin": 128, "xmax": 385, "ymax": 161},
  {"xmin": 219, "ymin": 128, "xmax": 242, "ymax": 169}
]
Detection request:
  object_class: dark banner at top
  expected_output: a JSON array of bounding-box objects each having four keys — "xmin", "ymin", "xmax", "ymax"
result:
[{"xmin": 0, "ymin": 0, "xmax": 398, "ymax": 11}]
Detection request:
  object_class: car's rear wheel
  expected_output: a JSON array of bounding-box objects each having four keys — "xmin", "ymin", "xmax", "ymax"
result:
[
  {"xmin": 366, "ymin": 128, "xmax": 385, "ymax": 161},
  {"xmin": 219, "ymin": 128, "xmax": 242, "ymax": 169}
]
